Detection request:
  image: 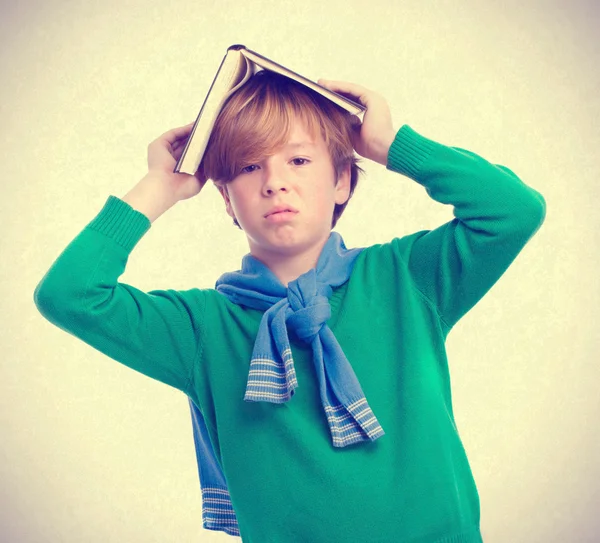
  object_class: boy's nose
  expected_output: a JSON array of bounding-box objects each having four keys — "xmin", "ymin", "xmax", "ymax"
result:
[
  {"xmin": 264, "ymin": 184, "xmax": 289, "ymax": 195},
  {"xmin": 262, "ymin": 170, "xmax": 291, "ymax": 195}
]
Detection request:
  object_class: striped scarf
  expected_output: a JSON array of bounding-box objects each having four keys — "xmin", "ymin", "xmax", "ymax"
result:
[{"xmin": 216, "ymin": 230, "xmax": 384, "ymax": 445}]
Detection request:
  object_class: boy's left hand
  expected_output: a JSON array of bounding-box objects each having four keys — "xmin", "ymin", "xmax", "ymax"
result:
[{"xmin": 317, "ymin": 79, "xmax": 396, "ymax": 167}]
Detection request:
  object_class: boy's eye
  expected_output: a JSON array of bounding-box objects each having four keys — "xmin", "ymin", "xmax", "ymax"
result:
[
  {"xmin": 240, "ymin": 158, "xmax": 310, "ymax": 174},
  {"xmin": 291, "ymin": 157, "xmax": 310, "ymax": 166}
]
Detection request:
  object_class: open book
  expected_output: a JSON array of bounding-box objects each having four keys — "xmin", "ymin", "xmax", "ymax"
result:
[{"xmin": 173, "ymin": 44, "xmax": 367, "ymax": 176}]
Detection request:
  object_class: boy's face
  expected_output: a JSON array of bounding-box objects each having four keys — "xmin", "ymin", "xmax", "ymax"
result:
[{"xmin": 219, "ymin": 116, "xmax": 351, "ymax": 262}]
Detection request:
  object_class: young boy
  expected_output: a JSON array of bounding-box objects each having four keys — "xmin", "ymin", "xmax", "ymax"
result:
[{"xmin": 33, "ymin": 70, "xmax": 546, "ymax": 543}]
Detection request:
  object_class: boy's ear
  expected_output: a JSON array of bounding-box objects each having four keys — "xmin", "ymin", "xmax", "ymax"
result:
[
  {"xmin": 334, "ymin": 164, "xmax": 352, "ymax": 206},
  {"xmin": 217, "ymin": 184, "xmax": 236, "ymax": 220}
]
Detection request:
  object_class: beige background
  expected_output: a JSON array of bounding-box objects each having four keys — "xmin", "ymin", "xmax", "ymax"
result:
[{"xmin": 2, "ymin": 0, "xmax": 598, "ymax": 541}]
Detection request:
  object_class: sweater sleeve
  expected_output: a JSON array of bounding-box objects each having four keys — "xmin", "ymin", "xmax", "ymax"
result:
[
  {"xmin": 33, "ymin": 196, "xmax": 204, "ymax": 394},
  {"xmin": 385, "ymin": 124, "xmax": 546, "ymax": 334}
]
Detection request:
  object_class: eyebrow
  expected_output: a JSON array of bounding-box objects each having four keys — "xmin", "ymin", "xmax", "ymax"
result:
[{"xmin": 284, "ymin": 142, "xmax": 315, "ymax": 148}]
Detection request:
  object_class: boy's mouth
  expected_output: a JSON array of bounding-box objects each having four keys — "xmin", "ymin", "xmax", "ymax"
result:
[
  {"xmin": 265, "ymin": 210, "xmax": 298, "ymax": 223},
  {"xmin": 264, "ymin": 205, "xmax": 298, "ymax": 218}
]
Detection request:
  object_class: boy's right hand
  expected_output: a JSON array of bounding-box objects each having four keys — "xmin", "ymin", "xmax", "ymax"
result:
[{"xmin": 146, "ymin": 121, "xmax": 209, "ymax": 202}]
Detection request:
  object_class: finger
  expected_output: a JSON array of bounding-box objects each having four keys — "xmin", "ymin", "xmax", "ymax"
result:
[
  {"xmin": 162, "ymin": 122, "xmax": 195, "ymax": 144},
  {"xmin": 168, "ymin": 132, "xmax": 192, "ymax": 153},
  {"xmin": 318, "ymin": 79, "xmax": 370, "ymax": 106}
]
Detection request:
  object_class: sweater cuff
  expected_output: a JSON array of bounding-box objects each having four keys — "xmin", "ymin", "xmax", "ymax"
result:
[
  {"xmin": 386, "ymin": 124, "xmax": 437, "ymax": 179},
  {"xmin": 86, "ymin": 195, "xmax": 151, "ymax": 253}
]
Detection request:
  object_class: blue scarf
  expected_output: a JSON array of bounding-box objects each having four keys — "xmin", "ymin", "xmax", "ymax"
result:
[{"xmin": 187, "ymin": 232, "xmax": 385, "ymax": 535}]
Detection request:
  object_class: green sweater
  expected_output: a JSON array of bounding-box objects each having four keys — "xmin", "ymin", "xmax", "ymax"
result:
[{"xmin": 34, "ymin": 124, "xmax": 546, "ymax": 542}]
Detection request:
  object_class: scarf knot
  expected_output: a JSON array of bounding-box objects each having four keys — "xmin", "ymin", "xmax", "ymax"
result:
[{"xmin": 286, "ymin": 269, "xmax": 332, "ymax": 344}]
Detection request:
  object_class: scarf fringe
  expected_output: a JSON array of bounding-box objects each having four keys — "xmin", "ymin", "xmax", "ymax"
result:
[
  {"xmin": 326, "ymin": 398, "xmax": 386, "ymax": 447},
  {"xmin": 201, "ymin": 486, "xmax": 241, "ymax": 536},
  {"xmin": 244, "ymin": 348, "xmax": 298, "ymax": 402}
]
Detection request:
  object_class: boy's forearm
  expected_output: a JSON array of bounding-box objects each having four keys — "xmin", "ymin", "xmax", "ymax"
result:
[
  {"xmin": 121, "ymin": 174, "xmax": 178, "ymax": 223},
  {"xmin": 375, "ymin": 130, "xmax": 398, "ymax": 167}
]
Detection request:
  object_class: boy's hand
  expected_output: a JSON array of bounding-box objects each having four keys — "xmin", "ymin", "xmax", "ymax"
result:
[
  {"xmin": 318, "ymin": 79, "xmax": 396, "ymax": 167},
  {"xmin": 146, "ymin": 121, "xmax": 209, "ymax": 202}
]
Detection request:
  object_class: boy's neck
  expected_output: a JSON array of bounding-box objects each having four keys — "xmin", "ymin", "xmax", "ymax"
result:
[{"xmin": 251, "ymin": 234, "xmax": 330, "ymax": 288}]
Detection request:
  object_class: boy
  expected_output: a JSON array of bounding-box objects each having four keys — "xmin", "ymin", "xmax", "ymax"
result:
[{"xmin": 33, "ymin": 70, "xmax": 546, "ymax": 542}]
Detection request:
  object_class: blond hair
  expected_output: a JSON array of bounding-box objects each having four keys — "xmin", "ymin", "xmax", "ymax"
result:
[{"xmin": 200, "ymin": 70, "xmax": 366, "ymax": 229}]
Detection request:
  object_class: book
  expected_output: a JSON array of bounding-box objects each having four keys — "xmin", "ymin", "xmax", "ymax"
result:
[{"xmin": 173, "ymin": 44, "xmax": 367, "ymax": 176}]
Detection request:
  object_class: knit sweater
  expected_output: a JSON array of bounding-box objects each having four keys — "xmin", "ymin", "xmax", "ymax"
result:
[{"xmin": 33, "ymin": 124, "xmax": 546, "ymax": 543}]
